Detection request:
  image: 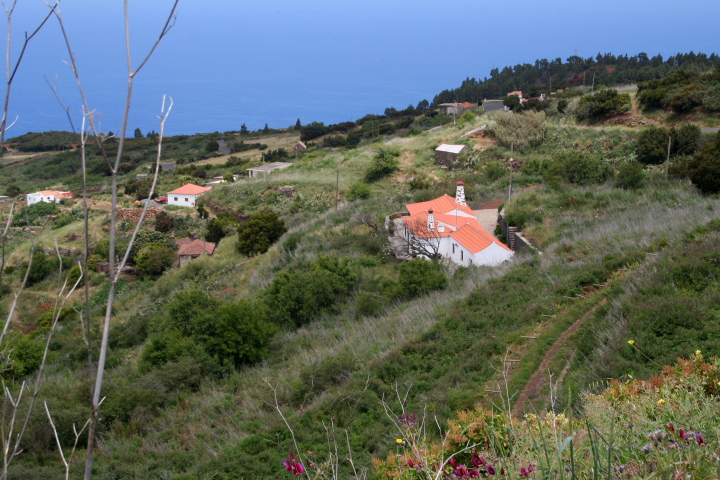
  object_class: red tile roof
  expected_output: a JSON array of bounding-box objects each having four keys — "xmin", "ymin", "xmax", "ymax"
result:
[
  {"xmin": 168, "ymin": 183, "xmax": 212, "ymax": 196},
  {"xmin": 406, "ymin": 194, "xmax": 474, "ymax": 217},
  {"xmin": 37, "ymin": 190, "xmax": 73, "ymax": 198},
  {"xmin": 177, "ymin": 238, "xmax": 216, "ymax": 257},
  {"xmin": 450, "ymin": 224, "xmax": 511, "ymax": 253},
  {"xmin": 403, "ymin": 193, "xmax": 510, "ymax": 254}
]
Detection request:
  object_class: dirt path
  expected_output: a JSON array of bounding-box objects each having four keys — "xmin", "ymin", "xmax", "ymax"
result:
[{"xmin": 512, "ymin": 298, "xmax": 607, "ymax": 415}]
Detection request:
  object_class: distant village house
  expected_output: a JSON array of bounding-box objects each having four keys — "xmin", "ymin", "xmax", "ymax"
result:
[
  {"xmin": 176, "ymin": 238, "xmax": 216, "ymax": 266},
  {"xmin": 437, "ymin": 102, "xmax": 477, "ymax": 117},
  {"xmin": 434, "ymin": 144, "xmax": 466, "ymax": 168},
  {"xmin": 26, "ymin": 190, "xmax": 73, "ymax": 206},
  {"xmin": 247, "ymin": 161, "xmax": 292, "ymax": 178},
  {"xmin": 167, "ymin": 183, "xmax": 211, "ymax": 207},
  {"xmin": 398, "ymin": 181, "xmax": 513, "ymax": 267},
  {"xmin": 481, "ymin": 99, "xmax": 507, "ymax": 113}
]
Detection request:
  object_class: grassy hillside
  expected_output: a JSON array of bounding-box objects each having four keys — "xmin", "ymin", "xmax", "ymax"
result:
[{"xmin": 1, "ymin": 81, "xmax": 719, "ymax": 479}]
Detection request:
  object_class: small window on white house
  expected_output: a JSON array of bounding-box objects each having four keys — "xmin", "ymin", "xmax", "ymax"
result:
[
  {"xmin": 461, "ymin": 250, "xmax": 464, "ymax": 261},
  {"xmin": 452, "ymin": 243, "xmax": 455, "ymax": 254},
  {"xmin": 174, "ymin": 197, "xmax": 178, "ymax": 201},
  {"xmin": 185, "ymin": 197, "xmax": 189, "ymax": 202}
]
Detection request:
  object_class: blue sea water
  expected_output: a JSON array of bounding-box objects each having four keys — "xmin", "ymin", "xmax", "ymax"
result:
[{"xmin": 4, "ymin": 0, "xmax": 720, "ymax": 136}]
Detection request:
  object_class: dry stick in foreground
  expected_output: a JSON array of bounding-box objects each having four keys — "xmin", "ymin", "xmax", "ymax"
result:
[
  {"xmin": 74, "ymin": 2, "xmax": 178, "ymax": 477},
  {"xmin": 0, "ymin": 261, "xmax": 83, "ymax": 479},
  {"xmin": 0, "ymin": 202, "xmax": 15, "ymax": 288},
  {"xmin": 84, "ymin": 93, "xmax": 175, "ymax": 479},
  {"xmin": 0, "ymin": 0, "xmax": 59, "ymax": 146}
]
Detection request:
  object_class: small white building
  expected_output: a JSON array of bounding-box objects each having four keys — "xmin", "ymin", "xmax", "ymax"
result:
[
  {"xmin": 400, "ymin": 181, "xmax": 513, "ymax": 267},
  {"xmin": 167, "ymin": 183, "xmax": 212, "ymax": 207},
  {"xmin": 26, "ymin": 190, "xmax": 73, "ymax": 206},
  {"xmin": 247, "ymin": 162, "xmax": 292, "ymax": 178}
]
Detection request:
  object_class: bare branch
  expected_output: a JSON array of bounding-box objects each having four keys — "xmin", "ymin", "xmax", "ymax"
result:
[
  {"xmin": 265, "ymin": 380, "xmax": 312, "ymax": 480},
  {"xmin": 44, "ymin": 75, "xmax": 75, "ymax": 133}
]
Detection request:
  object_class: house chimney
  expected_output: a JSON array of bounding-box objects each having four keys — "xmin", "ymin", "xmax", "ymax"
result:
[
  {"xmin": 455, "ymin": 180, "xmax": 466, "ymax": 205},
  {"xmin": 427, "ymin": 209, "xmax": 435, "ymax": 231}
]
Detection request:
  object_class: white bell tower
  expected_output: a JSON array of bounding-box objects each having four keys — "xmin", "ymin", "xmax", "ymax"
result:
[{"xmin": 455, "ymin": 180, "xmax": 466, "ymax": 205}]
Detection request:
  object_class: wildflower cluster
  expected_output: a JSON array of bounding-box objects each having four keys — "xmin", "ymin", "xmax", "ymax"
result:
[
  {"xmin": 642, "ymin": 422, "xmax": 705, "ymax": 454},
  {"xmin": 447, "ymin": 453, "xmax": 497, "ymax": 478},
  {"xmin": 282, "ymin": 454, "xmax": 306, "ymax": 477}
]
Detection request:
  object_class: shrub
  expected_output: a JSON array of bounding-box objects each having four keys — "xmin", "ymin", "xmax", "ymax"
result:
[
  {"xmin": 145, "ymin": 290, "xmax": 275, "ymax": 370},
  {"xmin": 636, "ymin": 126, "xmax": 670, "ymax": 165},
  {"xmin": 398, "ymin": 259, "xmax": 447, "ymax": 299},
  {"xmin": 365, "ymin": 149, "xmax": 399, "ymax": 182},
  {"xmin": 576, "ymin": 89, "xmax": 630, "ymax": 122},
  {"xmin": 135, "ymin": 244, "xmax": 175, "ymax": 277},
  {"xmin": 492, "ymin": 111, "xmax": 546, "ymax": 150},
  {"xmin": 236, "ymin": 209, "xmax": 286, "ymax": 256},
  {"xmin": 265, "ymin": 257, "xmax": 357, "ymax": 327},
  {"xmin": 26, "ymin": 250, "xmax": 55, "ymax": 286},
  {"xmin": 2, "ymin": 333, "xmax": 44, "ymax": 379},
  {"xmin": 205, "ymin": 140, "xmax": 219, "ymax": 153},
  {"xmin": 672, "ymin": 123, "xmax": 701, "ymax": 156},
  {"xmin": 483, "ymin": 160, "xmax": 507, "ymax": 181},
  {"xmin": 615, "ymin": 160, "xmax": 645, "ymax": 189},
  {"xmin": 687, "ymin": 134, "xmax": 720, "ymax": 194},
  {"xmin": 129, "ymin": 230, "xmax": 174, "ymax": 263},
  {"xmin": 154, "ymin": 211, "xmax": 175, "ymax": 233},
  {"xmin": 205, "ymin": 218, "xmax": 226, "ymax": 244},
  {"xmin": 347, "ymin": 182, "xmax": 371, "ymax": 200},
  {"xmin": 549, "ymin": 152, "xmax": 612, "ymax": 185},
  {"xmin": 13, "ymin": 202, "xmax": 58, "ymax": 227}
]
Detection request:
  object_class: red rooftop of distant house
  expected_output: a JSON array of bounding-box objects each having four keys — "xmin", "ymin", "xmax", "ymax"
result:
[
  {"xmin": 168, "ymin": 183, "xmax": 212, "ymax": 196},
  {"xmin": 176, "ymin": 238, "xmax": 216, "ymax": 257},
  {"xmin": 37, "ymin": 190, "xmax": 73, "ymax": 198}
]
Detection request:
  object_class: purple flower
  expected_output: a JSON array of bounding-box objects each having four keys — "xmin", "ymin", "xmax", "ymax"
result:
[{"xmin": 519, "ymin": 464, "xmax": 536, "ymax": 478}]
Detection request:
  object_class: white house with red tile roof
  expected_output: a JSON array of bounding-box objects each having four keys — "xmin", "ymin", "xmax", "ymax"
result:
[
  {"xmin": 26, "ymin": 190, "xmax": 73, "ymax": 206},
  {"xmin": 400, "ymin": 181, "xmax": 513, "ymax": 267},
  {"xmin": 167, "ymin": 183, "xmax": 212, "ymax": 207}
]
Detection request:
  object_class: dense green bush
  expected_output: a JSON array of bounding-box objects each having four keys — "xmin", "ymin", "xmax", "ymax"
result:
[
  {"xmin": 13, "ymin": 202, "xmax": 58, "ymax": 227},
  {"xmin": 615, "ymin": 160, "xmax": 645, "ymax": 190},
  {"xmin": 636, "ymin": 126, "xmax": 670, "ymax": 165},
  {"xmin": 26, "ymin": 250, "xmax": 55, "ymax": 286},
  {"xmin": 143, "ymin": 290, "xmax": 275, "ymax": 370},
  {"xmin": 1, "ymin": 333, "xmax": 43, "ymax": 379},
  {"xmin": 265, "ymin": 257, "xmax": 358, "ymax": 327},
  {"xmin": 365, "ymin": 149, "xmax": 399, "ymax": 182},
  {"xmin": 347, "ymin": 182, "xmax": 371, "ymax": 200},
  {"xmin": 549, "ymin": 152, "xmax": 612, "ymax": 185},
  {"xmin": 154, "ymin": 211, "xmax": 175, "ymax": 233},
  {"xmin": 687, "ymin": 134, "xmax": 720, "ymax": 194},
  {"xmin": 576, "ymin": 89, "xmax": 630, "ymax": 122},
  {"xmin": 397, "ymin": 260, "xmax": 447, "ymax": 298},
  {"xmin": 205, "ymin": 218, "xmax": 227, "ymax": 244},
  {"xmin": 236, "ymin": 209, "xmax": 286, "ymax": 256},
  {"xmin": 672, "ymin": 123, "xmax": 701, "ymax": 156},
  {"xmin": 135, "ymin": 244, "xmax": 175, "ymax": 277}
]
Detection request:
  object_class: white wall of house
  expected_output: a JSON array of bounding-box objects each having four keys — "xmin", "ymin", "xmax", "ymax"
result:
[
  {"xmin": 443, "ymin": 239, "xmax": 513, "ymax": 267},
  {"xmin": 168, "ymin": 193, "xmax": 199, "ymax": 207},
  {"xmin": 27, "ymin": 193, "xmax": 61, "ymax": 205}
]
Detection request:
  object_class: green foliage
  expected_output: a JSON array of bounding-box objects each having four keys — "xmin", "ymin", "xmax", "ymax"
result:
[
  {"xmin": 154, "ymin": 210, "xmax": 175, "ymax": 233},
  {"xmin": 638, "ymin": 68, "xmax": 720, "ymax": 115},
  {"xmin": 503, "ymin": 95, "xmax": 520, "ymax": 110},
  {"xmin": 347, "ymin": 182, "xmax": 371, "ymax": 200},
  {"xmin": 236, "ymin": 209, "xmax": 286, "ymax": 256},
  {"xmin": 135, "ymin": 244, "xmax": 175, "ymax": 277},
  {"xmin": 688, "ymin": 134, "xmax": 720, "ymax": 194},
  {"xmin": 129, "ymin": 230, "xmax": 174, "ymax": 263},
  {"xmin": 556, "ymin": 98, "xmax": 568, "ymax": 113},
  {"xmin": 3, "ymin": 184, "xmax": 20, "ymax": 197},
  {"xmin": 143, "ymin": 290, "xmax": 275, "ymax": 370},
  {"xmin": 482, "ymin": 160, "xmax": 507, "ymax": 181},
  {"xmin": 548, "ymin": 152, "xmax": 612, "ymax": 185},
  {"xmin": 26, "ymin": 250, "xmax": 55, "ymax": 286},
  {"xmin": 205, "ymin": 218, "xmax": 227, "ymax": 244},
  {"xmin": 576, "ymin": 89, "xmax": 630, "ymax": 122},
  {"xmin": 1, "ymin": 333, "xmax": 44, "ymax": 379},
  {"xmin": 491, "ymin": 111, "xmax": 546, "ymax": 150},
  {"xmin": 13, "ymin": 202, "xmax": 58, "ymax": 227},
  {"xmin": 364, "ymin": 149, "xmax": 399, "ymax": 182},
  {"xmin": 397, "ymin": 260, "xmax": 447, "ymax": 299},
  {"xmin": 672, "ymin": 123, "xmax": 701, "ymax": 156},
  {"xmin": 205, "ymin": 140, "xmax": 219, "ymax": 153},
  {"xmin": 265, "ymin": 257, "xmax": 358, "ymax": 327},
  {"xmin": 615, "ymin": 160, "xmax": 645, "ymax": 190},
  {"xmin": 636, "ymin": 126, "xmax": 670, "ymax": 165}
]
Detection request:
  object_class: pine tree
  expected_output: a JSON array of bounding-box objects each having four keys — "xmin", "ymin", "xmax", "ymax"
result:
[
  {"xmin": 240, "ymin": 123, "xmax": 248, "ymax": 135},
  {"xmin": 294, "ymin": 118, "xmax": 302, "ymax": 130}
]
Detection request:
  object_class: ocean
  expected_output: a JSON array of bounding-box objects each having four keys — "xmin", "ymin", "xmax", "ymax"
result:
[{"xmin": 5, "ymin": 0, "xmax": 719, "ymax": 136}]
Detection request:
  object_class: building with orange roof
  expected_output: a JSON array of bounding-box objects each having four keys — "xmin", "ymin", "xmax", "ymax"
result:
[
  {"xmin": 176, "ymin": 238, "xmax": 216, "ymax": 266},
  {"xmin": 399, "ymin": 181, "xmax": 513, "ymax": 267},
  {"xmin": 167, "ymin": 183, "xmax": 212, "ymax": 207},
  {"xmin": 26, "ymin": 190, "xmax": 74, "ymax": 206}
]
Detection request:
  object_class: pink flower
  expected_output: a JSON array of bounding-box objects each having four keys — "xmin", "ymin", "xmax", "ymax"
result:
[
  {"xmin": 679, "ymin": 428, "xmax": 687, "ymax": 440},
  {"xmin": 519, "ymin": 464, "xmax": 536, "ymax": 478},
  {"xmin": 282, "ymin": 455, "xmax": 305, "ymax": 477},
  {"xmin": 696, "ymin": 432, "xmax": 705, "ymax": 446},
  {"xmin": 486, "ymin": 464, "xmax": 496, "ymax": 476},
  {"xmin": 452, "ymin": 464, "xmax": 480, "ymax": 478},
  {"xmin": 471, "ymin": 452, "xmax": 486, "ymax": 467}
]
